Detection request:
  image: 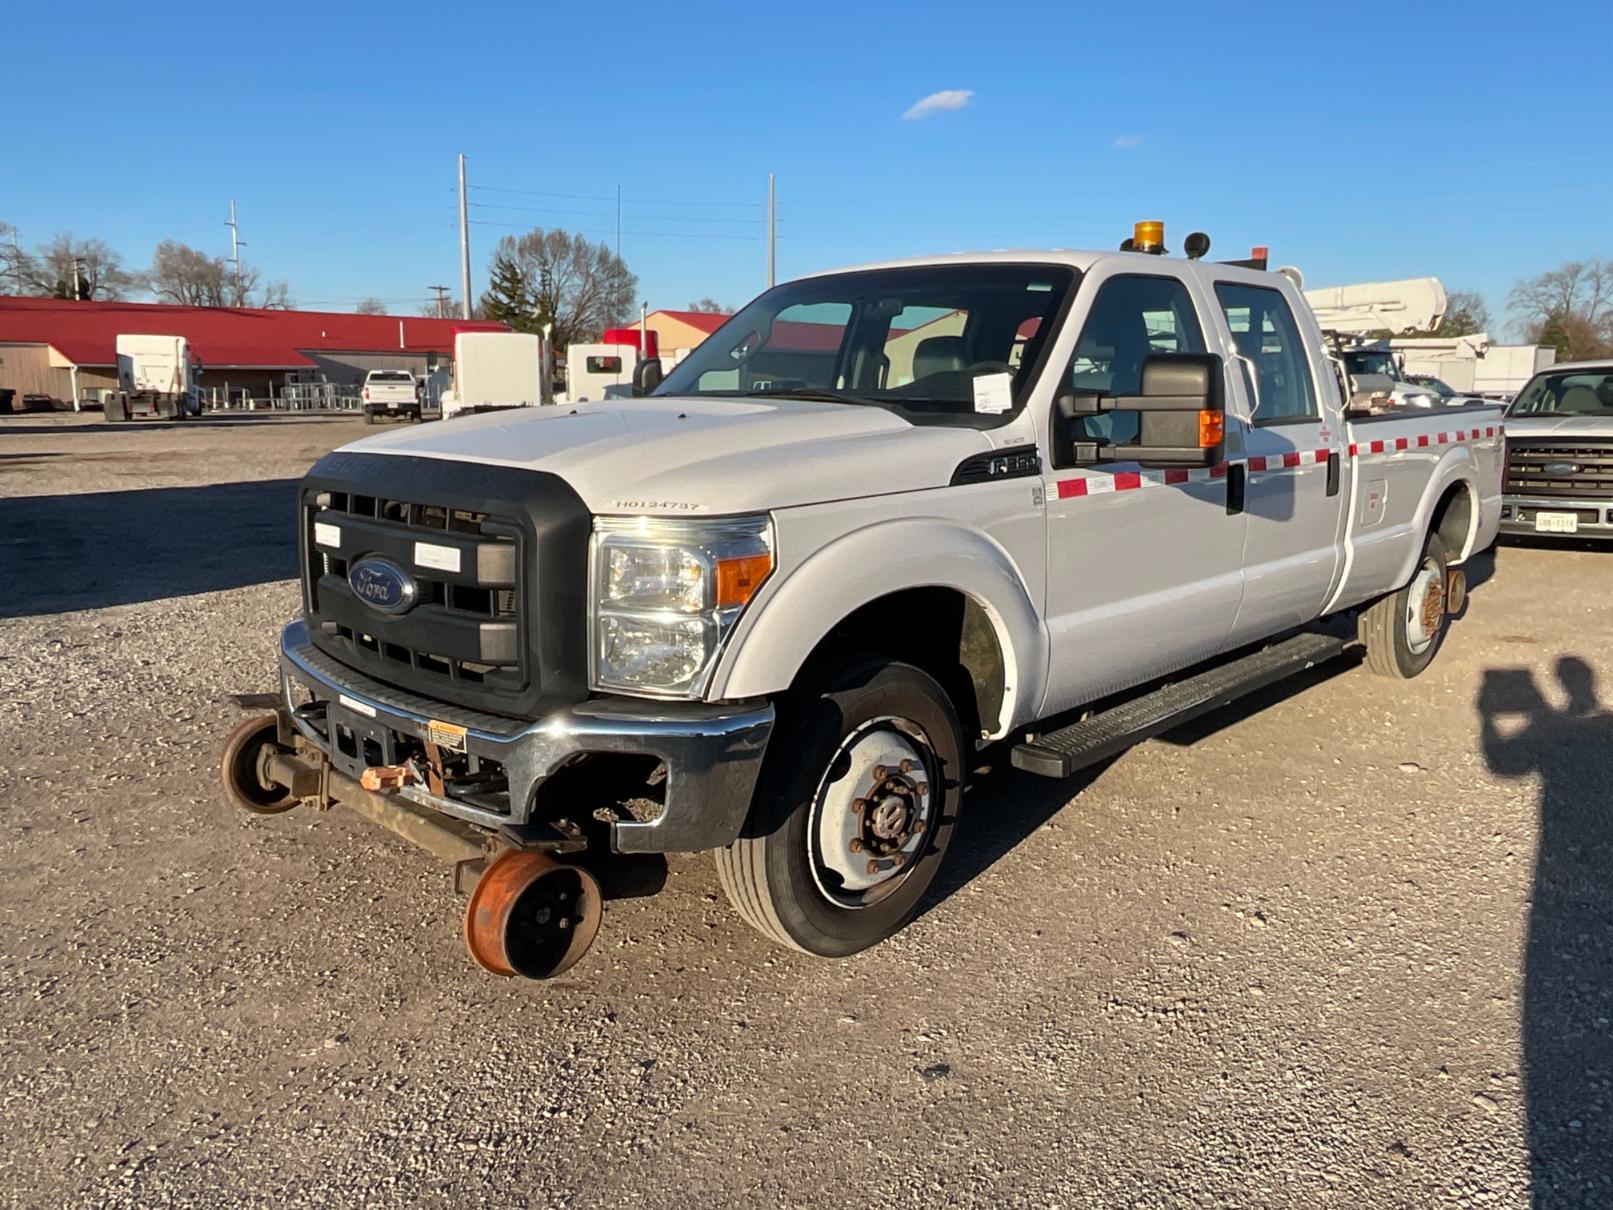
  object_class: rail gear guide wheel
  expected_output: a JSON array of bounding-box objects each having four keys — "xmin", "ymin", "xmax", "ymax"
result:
[
  {"xmin": 220, "ymin": 714, "xmax": 298, "ymax": 815},
  {"xmin": 463, "ymin": 850, "xmax": 604, "ymax": 979}
]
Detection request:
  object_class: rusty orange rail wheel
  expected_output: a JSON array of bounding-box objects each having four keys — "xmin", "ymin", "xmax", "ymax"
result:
[
  {"xmin": 220, "ymin": 714, "xmax": 299, "ymax": 815},
  {"xmin": 463, "ymin": 850, "xmax": 604, "ymax": 979}
]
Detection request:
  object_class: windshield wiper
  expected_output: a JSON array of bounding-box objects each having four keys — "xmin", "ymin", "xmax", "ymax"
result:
[{"xmin": 752, "ymin": 386, "xmax": 878, "ymax": 406}]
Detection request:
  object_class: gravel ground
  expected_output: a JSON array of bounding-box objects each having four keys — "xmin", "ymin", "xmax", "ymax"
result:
[{"xmin": 2, "ymin": 412, "xmax": 1611, "ymax": 1208}]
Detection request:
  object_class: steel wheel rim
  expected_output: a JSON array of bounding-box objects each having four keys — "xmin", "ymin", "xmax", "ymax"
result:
[
  {"xmin": 807, "ymin": 716, "xmax": 938, "ymax": 910},
  {"xmin": 1405, "ymin": 557, "xmax": 1445, "ymax": 655}
]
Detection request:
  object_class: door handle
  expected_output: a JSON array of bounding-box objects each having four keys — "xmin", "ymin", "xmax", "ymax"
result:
[
  {"xmin": 1326, "ymin": 451, "xmax": 1341, "ymax": 497},
  {"xmin": 1225, "ymin": 463, "xmax": 1246, "ymax": 516}
]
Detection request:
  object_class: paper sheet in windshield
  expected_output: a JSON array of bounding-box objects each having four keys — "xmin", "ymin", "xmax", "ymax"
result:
[{"xmin": 973, "ymin": 372, "xmax": 1013, "ymax": 415}]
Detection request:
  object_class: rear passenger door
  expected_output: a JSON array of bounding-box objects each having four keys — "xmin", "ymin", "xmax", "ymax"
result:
[
  {"xmin": 1212, "ymin": 280, "xmax": 1347, "ymax": 641},
  {"xmin": 1039, "ymin": 271, "xmax": 1247, "ymax": 715}
]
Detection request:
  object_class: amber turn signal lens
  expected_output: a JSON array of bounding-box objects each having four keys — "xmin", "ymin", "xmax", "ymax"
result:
[
  {"xmin": 715, "ymin": 552, "xmax": 773, "ymax": 607},
  {"xmin": 1198, "ymin": 409, "xmax": 1225, "ymax": 449}
]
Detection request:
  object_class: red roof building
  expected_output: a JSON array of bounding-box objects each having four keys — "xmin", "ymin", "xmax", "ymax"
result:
[{"xmin": 0, "ymin": 296, "xmax": 507, "ymax": 408}]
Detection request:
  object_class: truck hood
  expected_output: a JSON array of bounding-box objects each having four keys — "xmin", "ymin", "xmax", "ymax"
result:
[
  {"xmin": 1503, "ymin": 414, "xmax": 1613, "ymax": 440},
  {"xmin": 343, "ymin": 396, "xmax": 996, "ymax": 514}
]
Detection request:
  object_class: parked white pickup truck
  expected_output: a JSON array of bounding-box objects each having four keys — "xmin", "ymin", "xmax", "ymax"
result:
[
  {"xmin": 1498, "ymin": 360, "xmax": 1613, "ymax": 540},
  {"xmin": 360, "ymin": 369, "xmax": 433, "ymax": 424},
  {"xmin": 224, "ymin": 226, "xmax": 1504, "ymax": 978}
]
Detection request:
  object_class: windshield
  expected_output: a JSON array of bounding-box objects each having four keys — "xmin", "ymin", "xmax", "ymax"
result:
[
  {"xmin": 368, "ymin": 371, "xmax": 413, "ymax": 383},
  {"xmin": 653, "ymin": 263, "xmax": 1077, "ymax": 424},
  {"xmin": 1508, "ymin": 370, "xmax": 1613, "ymax": 417},
  {"xmin": 1344, "ymin": 349, "xmax": 1402, "ymax": 380}
]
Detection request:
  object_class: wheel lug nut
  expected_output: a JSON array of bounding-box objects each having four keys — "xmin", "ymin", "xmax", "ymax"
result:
[
  {"xmin": 899, "ymin": 758, "xmax": 915, "ymax": 773},
  {"xmin": 865, "ymin": 859, "xmax": 880, "ymax": 876},
  {"xmin": 915, "ymin": 782, "xmax": 928, "ymax": 796},
  {"xmin": 849, "ymin": 838, "xmax": 864, "ymax": 854},
  {"xmin": 851, "ymin": 798, "xmax": 867, "ymax": 814},
  {"xmin": 871, "ymin": 765, "xmax": 887, "ymax": 781},
  {"xmin": 912, "ymin": 819, "xmax": 926, "ymax": 833}
]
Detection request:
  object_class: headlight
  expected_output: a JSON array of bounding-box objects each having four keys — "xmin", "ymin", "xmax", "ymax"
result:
[
  {"xmin": 1405, "ymin": 392, "xmax": 1436, "ymax": 408},
  {"xmin": 591, "ymin": 515, "xmax": 774, "ymax": 697}
]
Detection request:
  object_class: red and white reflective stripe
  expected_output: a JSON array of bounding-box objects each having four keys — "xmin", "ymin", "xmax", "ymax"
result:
[
  {"xmin": 1246, "ymin": 448, "xmax": 1330, "ymax": 473},
  {"xmin": 1055, "ymin": 462, "xmax": 1229, "ymax": 499},
  {"xmin": 1348, "ymin": 425, "xmax": 1499, "ymax": 457},
  {"xmin": 1055, "ymin": 425, "xmax": 1501, "ymax": 502}
]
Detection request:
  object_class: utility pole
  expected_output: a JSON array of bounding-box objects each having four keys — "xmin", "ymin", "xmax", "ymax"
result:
[
  {"xmin": 428, "ymin": 284, "xmax": 451, "ymax": 319},
  {"xmin": 766, "ymin": 173, "xmax": 776, "ymax": 288},
  {"xmin": 70, "ymin": 256, "xmax": 85, "ymax": 301},
  {"xmin": 458, "ymin": 154, "xmax": 473, "ymax": 320},
  {"xmin": 615, "ymin": 185, "xmax": 622, "ymax": 264},
  {"xmin": 225, "ymin": 200, "xmax": 246, "ymax": 303}
]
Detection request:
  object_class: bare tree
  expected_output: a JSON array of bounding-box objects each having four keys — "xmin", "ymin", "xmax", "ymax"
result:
[
  {"xmin": 1509, "ymin": 259, "xmax": 1613, "ymax": 359},
  {"xmin": 0, "ymin": 229, "xmax": 134, "ymax": 299},
  {"xmin": 417, "ymin": 295, "xmax": 464, "ymax": 318},
  {"xmin": 355, "ymin": 297, "xmax": 388, "ymax": 315},
  {"xmin": 145, "ymin": 239, "xmax": 292, "ymax": 309},
  {"xmin": 686, "ymin": 297, "xmax": 731, "ymax": 314},
  {"xmin": 479, "ymin": 229, "xmax": 636, "ymax": 348}
]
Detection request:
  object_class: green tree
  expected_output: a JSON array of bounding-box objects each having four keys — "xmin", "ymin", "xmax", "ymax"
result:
[{"xmin": 479, "ymin": 253, "xmax": 539, "ymax": 333}]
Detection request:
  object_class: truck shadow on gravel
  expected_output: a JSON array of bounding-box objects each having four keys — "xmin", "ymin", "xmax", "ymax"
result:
[
  {"xmin": 0, "ymin": 479, "xmax": 301, "ymax": 617},
  {"xmin": 1478, "ymin": 659, "xmax": 1613, "ymax": 1209},
  {"xmin": 922, "ymin": 659, "xmax": 1359, "ymax": 914}
]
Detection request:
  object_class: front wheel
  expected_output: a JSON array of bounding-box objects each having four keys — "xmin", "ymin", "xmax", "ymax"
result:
[
  {"xmin": 1360, "ymin": 534, "xmax": 1451, "ymax": 678},
  {"xmin": 714, "ymin": 658, "xmax": 965, "ymax": 957}
]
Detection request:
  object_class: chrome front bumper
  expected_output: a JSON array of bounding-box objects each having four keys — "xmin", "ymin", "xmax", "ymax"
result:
[
  {"xmin": 1499, "ymin": 496, "xmax": 1613, "ymax": 539},
  {"xmin": 277, "ymin": 620, "xmax": 774, "ymax": 853}
]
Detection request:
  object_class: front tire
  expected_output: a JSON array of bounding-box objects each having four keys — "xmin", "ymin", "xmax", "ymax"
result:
[
  {"xmin": 715, "ymin": 658, "xmax": 965, "ymax": 957},
  {"xmin": 1360, "ymin": 534, "xmax": 1451, "ymax": 678}
]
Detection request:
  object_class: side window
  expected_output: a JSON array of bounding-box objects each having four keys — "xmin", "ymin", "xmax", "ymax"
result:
[
  {"xmin": 1213, "ymin": 283, "xmax": 1317, "ymax": 423},
  {"xmin": 1064, "ymin": 275, "xmax": 1207, "ymax": 447}
]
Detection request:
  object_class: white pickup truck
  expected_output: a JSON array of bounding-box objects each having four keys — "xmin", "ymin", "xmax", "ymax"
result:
[
  {"xmin": 224, "ymin": 227, "xmax": 1505, "ymax": 978},
  {"xmin": 360, "ymin": 369, "xmax": 434, "ymax": 424}
]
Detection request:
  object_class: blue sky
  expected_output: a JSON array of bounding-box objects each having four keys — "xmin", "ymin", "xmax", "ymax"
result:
[{"xmin": 5, "ymin": 0, "xmax": 1610, "ymax": 331}]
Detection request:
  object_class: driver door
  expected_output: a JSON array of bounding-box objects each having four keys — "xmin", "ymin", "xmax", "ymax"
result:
[{"xmin": 1039, "ymin": 270, "xmax": 1248, "ymax": 716}]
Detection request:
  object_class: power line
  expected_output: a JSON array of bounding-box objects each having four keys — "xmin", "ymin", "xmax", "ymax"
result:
[
  {"xmin": 467, "ymin": 219, "xmax": 763, "ymax": 242},
  {"xmin": 471, "ymin": 182, "xmax": 764, "ymax": 209}
]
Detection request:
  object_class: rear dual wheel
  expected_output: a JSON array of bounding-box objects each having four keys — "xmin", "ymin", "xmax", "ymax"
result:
[
  {"xmin": 715, "ymin": 659, "xmax": 964, "ymax": 958},
  {"xmin": 1361, "ymin": 534, "xmax": 1451, "ymax": 678}
]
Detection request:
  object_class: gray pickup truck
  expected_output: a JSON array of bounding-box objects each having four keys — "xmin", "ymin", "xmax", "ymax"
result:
[{"xmin": 1500, "ymin": 360, "xmax": 1613, "ymax": 540}]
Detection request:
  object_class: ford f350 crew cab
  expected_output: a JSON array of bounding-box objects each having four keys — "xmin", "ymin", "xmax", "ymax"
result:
[{"xmin": 223, "ymin": 223, "xmax": 1504, "ymax": 979}]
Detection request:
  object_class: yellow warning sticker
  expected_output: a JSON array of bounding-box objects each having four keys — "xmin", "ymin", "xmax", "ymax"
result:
[{"xmin": 426, "ymin": 719, "xmax": 468, "ymax": 751}]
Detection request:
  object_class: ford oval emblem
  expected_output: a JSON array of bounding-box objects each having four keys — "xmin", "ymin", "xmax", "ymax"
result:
[
  {"xmin": 1542, "ymin": 461, "xmax": 1581, "ymax": 476},
  {"xmin": 348, "ymin": 556, "xmax": 418, "ymax": 615}
]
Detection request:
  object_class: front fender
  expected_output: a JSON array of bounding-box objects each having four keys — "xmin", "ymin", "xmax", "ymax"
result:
[{"xmin": 708, "ymin": 517, "xmax": 1047, "ymax": 737}]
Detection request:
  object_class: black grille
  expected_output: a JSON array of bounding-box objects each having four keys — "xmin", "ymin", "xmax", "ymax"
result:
[
  {"xmin": 1505, "ymin": 439, "xmax": 1613, "ymax": 499},
  {"xmin": 306, "ymin": 490, "xmax": 524, "ymax": 697},
  {"xmin": 299, "ymin": 451, "xmax": 592, "ymax": 719}
]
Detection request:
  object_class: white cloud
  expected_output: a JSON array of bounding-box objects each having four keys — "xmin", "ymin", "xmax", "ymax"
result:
[
  {"xmin": 1113, "ymin": 133, "xmax": 1146, "ymax": 148},
  {"xmin": 903, "ymin": 89, "xmax": 974, "ymax": 121}
]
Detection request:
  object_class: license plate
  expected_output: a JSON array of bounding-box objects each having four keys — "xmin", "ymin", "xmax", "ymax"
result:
[
  {"xmin": 387, "ymin": 401, "xmax": 398, "ymax": 410},
  {"xmin": 1535, "ymin": 511, "xmax": 1579, "ymax": 534}
]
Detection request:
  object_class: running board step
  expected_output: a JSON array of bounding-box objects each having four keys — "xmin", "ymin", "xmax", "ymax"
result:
[{"xmin": 1011, "ymin": 632, "xmax": 1352, "ymax": 779}]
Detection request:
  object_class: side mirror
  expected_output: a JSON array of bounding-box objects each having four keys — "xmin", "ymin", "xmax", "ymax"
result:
[
  {"xmin": 632, "ymin": 357, "xmax": 664, "ymax": 397},
  {"xmin": 1058, "ymin": 353, "xmax": 1226, "ymax": 467}
]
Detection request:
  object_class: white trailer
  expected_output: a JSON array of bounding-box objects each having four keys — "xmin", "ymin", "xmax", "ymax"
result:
[
  {"xmin": 110, "ymin": 334, "xmax": 203, "ymax": 422},
  {"xmin": 441, "ymin": 332, "xmax": 548, "ymax": 420},
  {"xmin": 1393, "ymin": 336, "xmax": 1555, "ymax": 401}
]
